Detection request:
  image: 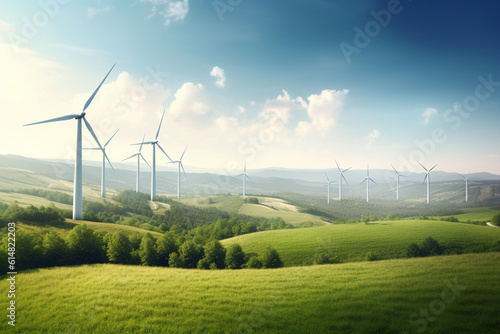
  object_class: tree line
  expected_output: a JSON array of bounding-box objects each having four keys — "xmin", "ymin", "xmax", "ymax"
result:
[{"xmin": 0, "ymin": 225, "xmax": 283, "ymax": 273}]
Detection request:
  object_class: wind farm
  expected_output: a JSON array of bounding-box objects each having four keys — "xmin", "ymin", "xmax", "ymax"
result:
[{"xmin": 2, "ymin": 2, "xmax": 500, "ymax": 333}]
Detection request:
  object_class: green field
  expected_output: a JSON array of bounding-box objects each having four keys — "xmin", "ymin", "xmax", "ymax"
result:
[
  {"xmin": 175, "ymin": 195, "xmax": 327, "ymax": 226},
  {"xmin": 2, "ymin": 253, "xmax": 499, "ymax": 333},
  {"xmin": 436, "ymin": 207, "xmax": 500, "ymax": 222},
  {"xmin": 222, "ymin": 220, "xmax": 500, "ymax": 266}
]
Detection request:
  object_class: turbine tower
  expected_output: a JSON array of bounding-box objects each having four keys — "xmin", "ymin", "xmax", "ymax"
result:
[
  {"xmin": 390, "ymin": 163, "xmax": 407, "ymax": 200},
  {"xmin": 325, "ymin": 172, "xmax": 334, "ymax": 204},
  {"xmin": 123, "ymin": 133, "xmax": 150, "ymax": 192},
  {"xmin": 418, "ymin": 162, "xmax": 438, "ymax": 204},
  {"xmin": 361, "ymin": 164, "xmax": 376, "ymax": 202},
  {"xmin": 24, "ymin": 64, "xmax": 115, "ymax": 220},
  {"xmin": 239, "ymin": 161, "xmax": 251, "ymax": 198},
  {"xmin": 335, "ymin": 160, "xmax": 351, "ymax": 201},
  {"xmin": 84, "ymin": 129, "xmax": 118, "ymax": 198},
  {"xmin": 458, "ymin": 171, "xmax": 470, "ymax": 202},
  {"xmin": 134, "ymin": 110, "xmax": 174, "ymax": 201},
  {"xmin": 170, "ymin": 146, "xmax": 188, "ymax": 198}
]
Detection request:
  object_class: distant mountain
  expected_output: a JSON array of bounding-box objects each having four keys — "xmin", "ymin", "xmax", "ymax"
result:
[{"xmin": 1, "ymin": 154, "xmax": 500, "ymax": 205}]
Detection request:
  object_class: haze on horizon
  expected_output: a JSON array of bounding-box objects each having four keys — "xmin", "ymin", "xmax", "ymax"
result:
[{"xmin": 0, "ymin": 1, "xmax": 499, "ymax": 175}]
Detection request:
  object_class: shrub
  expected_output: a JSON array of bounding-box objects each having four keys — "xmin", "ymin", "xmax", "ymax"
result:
[
  {"xmin": 492, "ymin": 213, "xmax": 500, "ymax": 226},
  {"xmin": 366, "ymin": 251, "xmax": 382, "ymax": 261},
  {"xmin": 406, "ymin": 243, "xmax": 424, "ymax": 258},
  {"xmin": 246, "ymin": 256, "xmax": 262, "ymax": 269},
  {"xmin": 260, "ymin": 247, "xmax": 283, "ymax": 269},
  {"xmin": 421, "ymin": 237, "xmax": 443, "ymax": 256},
  {"xmin": 225, "ymin": 244, "xmax": 246, "ymax": 269},
  {"xmin": 168, "ymin": 252, "xmax": 184, "ymax": 268}
]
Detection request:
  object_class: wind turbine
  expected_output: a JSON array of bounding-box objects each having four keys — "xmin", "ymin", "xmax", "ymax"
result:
[
  {"xmin": 325, "ymin": 172, "xmax": 334, "ymax": 204},
  {"xmin": 336, "ymin": 160, "xmax": 351, "ymax": 201},
  {"xmin": 122, "ymin": 133, "xmax": 150, "ymax": 192},
  {"xmin": 239, "ymin": 161, "xmax": 251, "ymax": 198},
  {"xmin": 133, "ymin": 110, "xmax": 174, "ymax": 200},
  {"xmin": 361, "ymin": 164, "xmax": 377, "ymax": 202},
  {"xmin": 84, "ymin": 129, "xmax": 118, "ymax": 198},
  {"xmin": 23, "ymin": 64, "xmax": 115, "ymax": 220},
  {"xmin": 418, "ymin": 162, "xmax": 438, "ymax": 204},
  {"xmin": 390, "ymin": 163, "xmax": 407, "ymax": 200},
  {"xmin": 170, "ymin": 146, "xmax": 188, "ymax": 198},
  {"xmin": 458, "ymin": 171, "xmax": 470, "ymax": 202}
]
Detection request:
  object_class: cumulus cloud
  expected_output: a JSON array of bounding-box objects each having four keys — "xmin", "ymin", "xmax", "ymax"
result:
[
  {"xmin": 367, "ymin": 129, "xmax": 380, "ymax": 148},
  {"xmin": 422, "ymin": 107, "xmax": 437, "ymax": 124},
  {"xmin": 87, "ymin": 6, "xmax": 114, "ymax": 18},
  {"xmin": 210, "ymin": 66, "xmax": 225, "ymax": 88},
  {"xmin": 141, "ymin": 0, "xmax": 189, "ymax": 25},
  {"xmin": 237, "ymin": 106, "xmax": 246, "ymax": 114},
  {"xmin": 296, "ymin": 89, "xmax": 348, "ymax": 138}
]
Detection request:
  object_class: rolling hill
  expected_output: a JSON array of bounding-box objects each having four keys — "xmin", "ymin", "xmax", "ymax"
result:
[{"xmin": 1, "ymin": 253, "xmax": 499, "ymax": 333}]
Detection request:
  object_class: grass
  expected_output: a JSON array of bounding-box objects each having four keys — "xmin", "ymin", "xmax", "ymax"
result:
[
  {"xmin": 174, "ymin": 195, "xmax": 327, "ymax": 226},
  {"xmin": 436, "ymin": 207, "xmax": 500, "ymax": 222},
  {"xmin": 1, "ymin": 253, "xmax": 499, "ymax": 333},
  {"xmin": 222, "ymin": 219, "xmax": 500, "ymax": 266}
]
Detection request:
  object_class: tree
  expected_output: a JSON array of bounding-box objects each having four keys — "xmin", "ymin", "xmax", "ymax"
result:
[
  {"xmin": 67, "ymin": 225, "xmax": 106, "ymax": 265},
  {"xmin": 225, "ymin": 243, "xmax": 246, "ymax": 269},
  {"xmin": 156, "ymin": 233, "xmax": 178, "ymax": 266},
  {"xmin": 421, "ymin": 237, "xmax": 443, "ymax": 256},
  {"xmin": 202, "ymin": 240, "xmax": 226, "ymax": 269},
  {"xmin": 406, "ymin": 243, "xmax": 424, "ymax": 257},
  {"xmin": 246, "ymin": 256, "xmax": 262, "ymax": 269},
  {"xmin": 168, "ymin": 252, "xmax": 184, "ymax": 268},
  {"xmin": 179, "ymin": 240, "xmax": 204, "ymax": 269},
  {"xmin": 107, "ymin": 231, "xmax": 132, "ymax": 264},
  {"xmin": 42, "ymin": 231, "xmax": 69, "ymax": 267},
  {"xmin": 492, "ymin": 213, "xmax": 500, "ymax": 227},
  {"xmin": 260, "ymin": 247, "xmax": 283, "ymax": 268},
  {"xmin": 139, "ymin": 233, "xmax": 158, "ymax": 266}
]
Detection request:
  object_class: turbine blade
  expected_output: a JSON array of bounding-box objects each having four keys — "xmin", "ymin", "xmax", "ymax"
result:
[
  {"xmin": 132, "ymin": 141, "xmax": 156, "ymax": 146},
  {"xmin": 104, "ymin": 151, "xmax": 115, "ymax": 172},
  {"xmin": 139, "ymin": 132, "xmax": 147, "ymax": 153},
  {"xmin": 104, "ymin": 129, "xmax": 119, "ymax": 148},
  {"xmin": 83, "ymin": 63, "xmax": 115, "ymax": 112},
  {"xmin": 370, "ymin": 177, "xmax": 377, "ymax": 185},
  {"xmin": 155, "ymin": 110, "xmax": 166, "ymax": 140},
  {"xmin": 140, "ymin": 154, "xmax": 151, "ymax": 168},
  {"xmin": 429, "ymin": 163, "xmax": 438, "ymax": 172},
  {"xmin": 157, "ymin": 143, "xmax": 174, "ymax": 163},
  {"xmin": 83, "ymin": 118, "xmax": 104, "ymax": 150},
  {"xmin": 23, "ymin": 114, "xmax": 79, "ymax": 126},
  {"xmin": 335, "ymin": 160, "xmax": 341, "ymax": 171},
  {"xmin": 344, "ymin": 167, "xmax": 352, "ymax": 173},
  {"xmin": 180, "ymin": 145, "xmax": 188, "ymax": 161},
  {"xmin": 180, "ymin": 162, "xmax": 188, "ymax": 180},
  {"xmin": 122, "ymin": 153, "xmax": 139, "ymax": 162},
  {"xmin": 360, "ymin": 179, "xmax": 366, "ymax": 185},
  {"xmin": 83, "ymin": 147, "xmax": 101, "ymax": 150},
  {"xmin": 390, "ymin": 163, "xmax": 398, "ymax": 174},
  {"xmin": 423, "ymin": 174, "xmax": 428, "ymax": 184},
  {"xmin": 417, "ymin": 161, "xmax": 428, "ymax": 172},
  {"xmin": 342, "ymin": 174, "xmax": 348, "ymax": 185},
  {"xmin": 325, "ymin": 172, "xmax": 330, "ymax": 182},
  {"xmin": 244, "ymin": 160, "xmax": 247, "ymax": 173}
]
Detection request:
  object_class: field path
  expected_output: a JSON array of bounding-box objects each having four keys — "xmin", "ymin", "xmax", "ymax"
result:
[
  {"xmin": 150, "ymin": 201, "xmax": 157, "ymax": 210},
  {"xmin": 486, "ymin": 222, "xmax": 498, "ymax": 227}
]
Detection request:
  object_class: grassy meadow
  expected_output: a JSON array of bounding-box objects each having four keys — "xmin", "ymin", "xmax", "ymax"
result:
[
  {"xmin": 222, "ymin": 219, "xmax": 500, "ymax": 266},
  {"xmin": 1, "ymin": 253, "xmax": 499, "ymax": 333}
]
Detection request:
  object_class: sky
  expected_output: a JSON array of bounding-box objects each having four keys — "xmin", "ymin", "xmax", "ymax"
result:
[{"xmin": 1, "ymin": 0, "xmax": 499, "ymax": 175}]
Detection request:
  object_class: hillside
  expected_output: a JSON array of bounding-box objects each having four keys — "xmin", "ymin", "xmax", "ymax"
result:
[
  {"xmin": 221, "ymin": 220, "xmax": 500, "ymax": 266},
  {"xmin": 2, "ymin": 253, "xmax": 499, "ymax": 333}
]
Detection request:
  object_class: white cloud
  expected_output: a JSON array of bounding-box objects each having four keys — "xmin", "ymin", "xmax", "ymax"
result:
[
  {"xmin": 296, "ymin": 89, "xmax": 348, "ymax": 138},
  {"xmin": 249, "ymin": 101, "xmax": 256, "ymax": 106},
  {"xmin": 260, "ymin": 90, "xmax": 303, "ymax": 125},
  {"xmin": 367, "ymin": 129, "xmax": 380, "ymax": 148},
  {"xmin": 237, "ymin": 106, "xmax": 246, "ymax": 114},
  {"xmin": 87, "ymin": 6, "xmax": 114, "ymax": 18},
  {"xmin": 0, "ymin": 20, "xmax": 12, "ymax": 32},
  {"xmin": 141, "ymin": 0, "xmax": 189, "ymax": 25},
  {"xmin": 422, "ymin": 107, "xmax": 437, "ymax": 124},
  {"xmin": 210, "ymin": 66, "xmax": 225, "ymax": 88}
]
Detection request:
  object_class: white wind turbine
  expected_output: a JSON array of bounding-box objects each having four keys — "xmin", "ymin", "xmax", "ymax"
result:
[
  {"xmin": 458, "ymin": 171, "xmax": 470, "ymax": 202},
  {"xmin": 84, "ymin": 129, "xmax": 118, "ymax": 198},
  {"xmin": 336, "ymin": 160, "xmax": 351, "ymax": 201},
  {"xmin": 418, "ymin": 162, "xmax": 438, "ymax": 204},
  {"xmin": 390, "ymin": 163, "xmax": 407, "ymax": 200},
  {"xmin": 239, "ymin": 161, "xmax": 251, "ymax": 198},
  {"xmin": 170, "ymin": 146, "xmax": 188, "ymax": 198},
  {"xmin": 24, "ymin": 64, "xmax": 115, "ymax": 220},
  {"xmin": 122, "ymin": 133, "xmax": 150, "ymax": 193},
  {"xmin": 361, "ymin": 164, "xmax": 377, "ymax": 202},
  {"xmin": 133, "ymin": 110, "xmax": 174, "ymax": 201},
  {"xmin": 325, "ymin": 172, "xmax": 334, "ymax": 204}
]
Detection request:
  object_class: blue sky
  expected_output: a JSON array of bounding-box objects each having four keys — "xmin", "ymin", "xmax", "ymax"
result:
[{"xmin": 1, "ymin": 0, "xmax": 499, "ymax": 174}]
